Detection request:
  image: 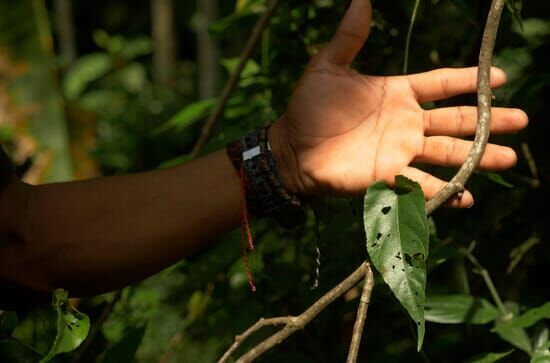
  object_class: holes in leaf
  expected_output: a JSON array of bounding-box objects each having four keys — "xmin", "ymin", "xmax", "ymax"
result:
[
  {"xmin": 404, "ymin": 253, "xmax": 413, "ymax": 267},
  {"xmin": 395, "ymin": 252, "xmax": 401, "ymax": 260},
  {"xmin": 371, "ymin": 243, "xmax": 379, "ymax": 248},
  {"xmin": 381, "ymin": 206, "xmax": 392, "ymax": 215},
  {"xmin": 376, "ymin": 232, "xmax": 382, "ymax": 240}
]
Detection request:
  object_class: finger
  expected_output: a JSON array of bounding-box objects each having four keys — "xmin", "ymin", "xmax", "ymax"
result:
[
  {"xmin": 406, "ymin": 67, "xmax": 507, "ymax": 103},
  {"xmin": 401, "ymin": 166, "xmax": 474, "ymax": 208},
  {"xmin": 320, "ymin": 0, "xmax": 372, "ymax": 65},
  {"xmin": 423, "ymin": 107, "xmax": 529, "ymax": 136},
  {"xmin": 416, "ymin": 136, "xmax": 517, "ymax": 170}
]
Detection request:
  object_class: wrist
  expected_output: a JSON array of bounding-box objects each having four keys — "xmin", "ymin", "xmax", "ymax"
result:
[{"xmin": 268, "ymin": 116, "xmax": 311, "ymax": 196}]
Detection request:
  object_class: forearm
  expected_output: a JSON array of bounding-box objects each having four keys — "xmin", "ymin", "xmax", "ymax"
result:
[{"xmin": 1, "ymin": 149, "xmax": 241, "ymax": 296}]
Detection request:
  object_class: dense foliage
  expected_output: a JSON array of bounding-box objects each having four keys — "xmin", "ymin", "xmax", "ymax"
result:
[{"xmin": 0, "ymin": 0, "xmax": 549, "ymax": 362}]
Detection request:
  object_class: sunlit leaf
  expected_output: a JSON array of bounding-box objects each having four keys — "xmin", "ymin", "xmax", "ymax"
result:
[
  {"xmin": 64, "ymin": 53, "xmax": 112, "ymax": 99},
  {"xmin": 364, "ymin": 175, "xmax": 429, "ymax": 351},
  {"xmin": 424, "ymin": 295, "xmax": 499, "ymax": 324},
  {"xmin": 0, "ymin": 0, "xmax": 73, "ymax": 182},
  {"xmin": 39, "ymin": 289, "xmax": 90, "ymax": 363},
  {"xmin": 155, "ymin": 98, "xmax": 216, "ymax": 134}
]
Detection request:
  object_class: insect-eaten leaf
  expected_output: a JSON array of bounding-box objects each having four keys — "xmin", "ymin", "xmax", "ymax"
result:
[
  {"xmin": 424, "ymin": 294, "xmax": 499, "ymax": 325},
  {"xmin": 364, "ymin": 175, "xmax": 429, "ymax": 351},
  {"xmin": 39, "ymin": 289, "xmax": 90, "ymax": 363}
]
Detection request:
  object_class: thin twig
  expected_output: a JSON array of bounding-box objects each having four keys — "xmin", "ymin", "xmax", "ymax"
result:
[
  {"xmin": 158, "ymin": 332, "xmax": 183, "ymax": 363},
  {"xmin": 460, "ymin": 245, "xmax": 509, "ymax": 318},
  {"xmin": 190, "ymin": 0, "xmax": 281, "ymax": 158},
  {"xmin": 69, "ymin": 290, "xmax": 122, "ymax": 363},
  {"xmin": 218, "ymin": 262, "xmax": 368, "ymax": 363},
  {"xmin": 403, "ymin": 0, "xmax": 421, "ymax": 74},
  {"xmin": 426, "ymin": 0, "xmax": 505, "ymax": 214},
  {"xmin": 346, "ymin": 262, "xmax": 374, "ymax": 363},
  {"xmin": 218, "ymin": 317, "xmax": 290, "ymax": 363}
]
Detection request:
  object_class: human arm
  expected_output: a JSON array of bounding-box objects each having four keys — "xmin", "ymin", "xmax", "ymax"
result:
[{"xmin": 0, "ymin": 149, "xmax": 243, "ymax": 296}]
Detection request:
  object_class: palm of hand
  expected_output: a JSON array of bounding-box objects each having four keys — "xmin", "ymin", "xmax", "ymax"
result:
[
  {"xmin": 271, "ymin": 0, "xmax": 527, "ymax": 207},
  {"xmin": 286, "ymin": 64, "xmax": 423, "ymax": 195}
]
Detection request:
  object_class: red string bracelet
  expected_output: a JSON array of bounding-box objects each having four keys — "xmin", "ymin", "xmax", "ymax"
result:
[{"xmin": 227, "ymin": 139, "xmax": 257, "ymax": 291}]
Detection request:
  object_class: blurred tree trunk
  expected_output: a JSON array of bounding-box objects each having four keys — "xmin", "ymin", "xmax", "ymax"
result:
[
  {"xmin": 196, "ymin": 0, "xmax": 220, "ymax": 99},
  {"xmin": 0, "ymin": 0, "xmax": 74, "ymax": 183},
  {"xmin": 54, "ymin": 0, "xmax": 76, "ymax": 67},
  {"xmin": 151, "ymin": 0, "xmax": 177, "ymax": 89}
]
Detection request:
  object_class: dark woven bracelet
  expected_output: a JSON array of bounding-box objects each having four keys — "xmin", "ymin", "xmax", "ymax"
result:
[
  {"xmin": 226, "ymin": 139, "xmax": 265, "ymax": 217},
  {"xmin": 0, "ymin": 145, "xmax": 14, "ymax": 195},
  {"xmin": 226, "ymin": 126, "xmax": 306, "ymax": 228}
]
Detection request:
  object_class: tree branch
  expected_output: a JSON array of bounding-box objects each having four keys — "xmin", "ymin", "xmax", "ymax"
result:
[
  {"xmin": 219, "ymin": 0, "xmax": 506, "ymax": 361},
  {"xmin": 218, "ymin": 262, "xmax": 369, "ymax": 363},
  {"xmin": 190, "ymin": 0, "xmax": 281, "ymax": 159},
  {"xmin": 426, "ymin": 0, "xmax": 505, "ymax": 214},
  {"xmin": 346, "ymin": 263, "xmax": 374, "ymax": 363}
]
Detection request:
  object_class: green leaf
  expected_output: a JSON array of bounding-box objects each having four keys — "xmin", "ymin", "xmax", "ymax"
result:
[
  {"xmin": 39, "ymin": 289, "xmax": 90, "ymax": 363},
  {"xmin": 425, "ymin": 295, "xmax": 500, "ymax": 325},
  {"xmin": 485, "ymin": 173, "xmax": 514, "ymax": 188},
  {"xmin": 0, "ymin": 311, "xmax": 18, "ymax": 338},
  {"xmin": 494, "ymin": 302, "xmax": 532, "ymax": 354},
  {"xmin": 155, "ymin": 98, "xmax": 217, "ymax": 134},
  {"xmin": 364, "ymin": 175, "xmax": 429, "ymax": 351},
  {"xmin": 221, "ymin": 58, "xmax": 261, "ymax": 78},
  {"xmin": 531, "ymin": 342, "xmax": 550, "ymax": 363},
  {"xmin": 465, "ymin": 350, "xmax": 514, "ymax": 363},
  {"xmin": 101, "ymin": 326, "xmax": 146, "ymax": 363},
  {"xmin": 64, "ymin": 53, "xmax": 113, "ymax": 99},
  {"xmin": 494, "ymin": 302, "xmax": 550, "ymax": 333}
]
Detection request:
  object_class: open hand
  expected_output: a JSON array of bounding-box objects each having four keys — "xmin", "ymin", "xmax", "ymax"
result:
[{"xmin": 269, "ymin": 0, "xmax": 528, "ymax": 207}]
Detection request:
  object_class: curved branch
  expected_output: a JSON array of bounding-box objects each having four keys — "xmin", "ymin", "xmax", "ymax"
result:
[
  {"xmin": 426, "ymin": 0, "xmax": 505, "ymax": 214},
  {"xmin": 218, "ymin": 262, "xmax": 369, "ymax": 363},
  {"xmin": 190, "ymin": 0, "xmax": 281, "ymax": 159}
]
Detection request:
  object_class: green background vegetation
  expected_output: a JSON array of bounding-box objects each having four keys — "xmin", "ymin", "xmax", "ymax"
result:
[{"xmin": 0, "ymin": 0, "xmax": 548, "ymax": 362}]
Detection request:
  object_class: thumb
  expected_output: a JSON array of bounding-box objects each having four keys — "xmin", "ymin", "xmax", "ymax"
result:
[{"xmin": 321, "ymin": 0, "xmax": 372, "ymax": 65}]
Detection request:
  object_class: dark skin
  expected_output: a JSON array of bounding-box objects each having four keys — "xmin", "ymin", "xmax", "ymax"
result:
[{"xmin": 0, "ymin": 0, "xmax": 528, "ymax": 298}]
